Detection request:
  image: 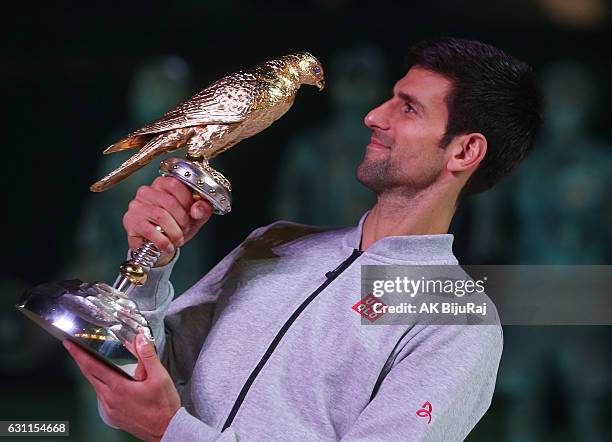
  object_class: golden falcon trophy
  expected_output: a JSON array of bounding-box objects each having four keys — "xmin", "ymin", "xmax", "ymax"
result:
[{"xmin": 16, "ymin": 52, "xmax": 325, "ymax": 379}]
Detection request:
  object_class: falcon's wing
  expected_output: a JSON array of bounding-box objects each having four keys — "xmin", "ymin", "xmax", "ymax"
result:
[{"xmin": 129, "ymin": 75, "xmax": 267, "ymax": 137}]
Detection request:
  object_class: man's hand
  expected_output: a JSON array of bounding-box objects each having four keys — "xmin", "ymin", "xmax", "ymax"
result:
[
  {"xmin": 123, "ymin": 176, "xmax": 214, "ymax": 266},
  {"xmin": 64, "ymin": 333, "xmax": 180, "ymax": 441}
]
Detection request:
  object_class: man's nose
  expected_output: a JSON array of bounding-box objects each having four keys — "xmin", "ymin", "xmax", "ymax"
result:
[{"xmin": 364, "ymin": 101, "xmax": 390, "ymax": 130}]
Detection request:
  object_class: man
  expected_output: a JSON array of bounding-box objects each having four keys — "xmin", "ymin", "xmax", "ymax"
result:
[{"xmin": 64, "ymin": 37, "xmax": 542, "ymax": 441}]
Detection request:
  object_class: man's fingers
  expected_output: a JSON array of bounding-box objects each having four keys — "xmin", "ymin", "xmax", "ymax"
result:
[
  {"xmin": 151, "ymin": 176, "xmax": 193, "ymax": 209},
  {"xmin": 136, "ymin": 185, "xmax": 191, "ymax": 230},
  {"xmin": 82, "ymin": 367, "xmax": 108, "ymax": 394},
  {"xmin": 127, "ymin": 200, "xmax": 184, "ymax": 248},
  {"xmin": 190, "ymin": 200, "xmax": 213, "ymax": 222},
  {"xmin": 123, "ymin": 178, "xmax": 214, "ymax": 260},
  {"xmin": 124, "ymin": 203, "xmax": 178, "ymax": 254},
  {"xmin": 142, "ymin": 206, "xmax": 184, "ymax": 247},
  {"xmin": 64, "ymin": 341, "xmax": 111, "ymax": 394}
]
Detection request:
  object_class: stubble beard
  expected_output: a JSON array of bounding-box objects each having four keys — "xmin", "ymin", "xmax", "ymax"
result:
[
  {"xmin": 356, "ymin": 154, "xmax": 444, "ymax": 197},
  {"xmin": 356, "ymin": 156, "xmax": 396, "ymax": 194}
]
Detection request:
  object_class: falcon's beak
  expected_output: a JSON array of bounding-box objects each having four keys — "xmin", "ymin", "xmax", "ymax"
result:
[{"xmin": 317, "ymin": 79, "xmax": 325, "ymax": 91}]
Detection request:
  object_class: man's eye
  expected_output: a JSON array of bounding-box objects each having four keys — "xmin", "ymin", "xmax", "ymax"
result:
[{"xmin": 403, "ymin": 103, "xmax": 416, "ymax": 114}]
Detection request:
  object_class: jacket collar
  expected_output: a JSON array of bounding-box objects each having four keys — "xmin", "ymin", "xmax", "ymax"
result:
[{"xmin": 343, "ymin": 211, "xmax": 458, "ymax": 264}]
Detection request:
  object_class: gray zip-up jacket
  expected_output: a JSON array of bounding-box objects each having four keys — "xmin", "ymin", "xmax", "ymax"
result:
[{"xmin": 103, "ymin": 213, "xmax": 503, "ymax": 441}]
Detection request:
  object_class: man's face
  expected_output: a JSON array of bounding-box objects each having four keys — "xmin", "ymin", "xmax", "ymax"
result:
[{"xmin": 356, "ymin": 66, "xmax": 453, "ymax": 194}]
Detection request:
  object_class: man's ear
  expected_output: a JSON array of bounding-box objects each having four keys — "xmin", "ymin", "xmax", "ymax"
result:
[{"xmin": 446, "ymin": 133, "xmax": 487, "ymax": 173}]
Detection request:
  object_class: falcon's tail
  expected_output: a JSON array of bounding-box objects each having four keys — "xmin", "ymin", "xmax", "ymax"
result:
[
  {"xmin": 90, "ymin": 133, "xmax": 175, "ymax": 192},
  {"xmin": 103, "ymin": 134, "xmax": 155, "ymax": 154}
]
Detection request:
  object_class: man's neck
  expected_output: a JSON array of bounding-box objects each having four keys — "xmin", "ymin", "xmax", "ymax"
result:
[{"xmin": 360, "ymin": 186, "xmax": 458, "ymax": 251}]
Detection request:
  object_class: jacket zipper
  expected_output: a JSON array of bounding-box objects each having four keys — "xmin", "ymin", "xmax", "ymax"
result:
[{"xmin": 222, "ymin": 248, "xmax": 363, "ymax": 430}]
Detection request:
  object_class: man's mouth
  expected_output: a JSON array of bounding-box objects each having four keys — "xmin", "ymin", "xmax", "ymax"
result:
[{"xmin": 368, "ymin": 136, "xmax": 391, "ymax": 150}]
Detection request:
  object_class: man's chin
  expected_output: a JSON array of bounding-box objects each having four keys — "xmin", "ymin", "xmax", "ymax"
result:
[{"xmin": 356, "ymin": 161, "xmax": 392, "ymax": 193}]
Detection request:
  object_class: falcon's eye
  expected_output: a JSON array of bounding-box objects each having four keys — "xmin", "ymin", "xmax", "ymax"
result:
[{"xmin": 313, "ymin": 66, "xmax": 321, "ymax": 74}]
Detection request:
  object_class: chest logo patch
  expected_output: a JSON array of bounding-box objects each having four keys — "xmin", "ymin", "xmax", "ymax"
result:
[{"xmin": 352, "ymin": 293, "xmax": 387, "ymax": 322}]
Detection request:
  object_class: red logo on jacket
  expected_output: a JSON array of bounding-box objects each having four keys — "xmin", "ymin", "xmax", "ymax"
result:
[
  {"xmin": 352, "ymin": 293, "xmax": 387, "ymax": 322},
  {"xmin": 416, "ymin": 401, "xmax": 432, "ymax": 424}
]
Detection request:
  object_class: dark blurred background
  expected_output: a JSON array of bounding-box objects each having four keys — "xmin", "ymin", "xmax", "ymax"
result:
[{"xmin": 2, "ymin": 1, "xmax": 611, "ymax": 441}]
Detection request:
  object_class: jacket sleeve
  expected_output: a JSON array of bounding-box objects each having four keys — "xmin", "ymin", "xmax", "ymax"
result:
[
  {"xmin": 161, "ymin": 408, "xmax": 238, "ymax": 441},
  {"xmin": 97, "ymin": 250, "xmax": 179, "ymax": 429},
  {"xmin": 128, "ymin": 250, "xmax": 180, "ymax": 356},
  {"xmin": 98, "ymin": 226, "xmax": 266, "ymax": 430},
  {"xmin": 339, "ymin": 324, "xmax": 503, "ymax": 442}
]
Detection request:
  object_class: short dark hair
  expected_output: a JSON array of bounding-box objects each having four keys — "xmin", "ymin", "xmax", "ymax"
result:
[{"xmin": 406, "ymin": 37, "xmax": 542, "ymax": 199}]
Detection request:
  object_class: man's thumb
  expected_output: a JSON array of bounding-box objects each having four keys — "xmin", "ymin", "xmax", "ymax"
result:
[{"xmin": 136, "ymin": 332, "xmax": 161, "ymax": 375}]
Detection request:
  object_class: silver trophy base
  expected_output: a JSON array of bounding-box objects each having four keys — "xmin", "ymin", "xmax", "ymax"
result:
[
  {"xmin": 17, "ymin": 156, "xmax": 229, "ymax": 379},
  {"xmin": 16, "ymin": 280, "xmax": 152, "ymax": 379}
]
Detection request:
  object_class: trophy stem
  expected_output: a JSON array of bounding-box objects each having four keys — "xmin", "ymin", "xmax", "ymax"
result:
[
  {"xmin": 114, "ymin": 240, "xmax": 162, "ymax": 295},
  {"xmin": 113, "ymin": 275, "xmax": 136, "ymax": 296}
]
